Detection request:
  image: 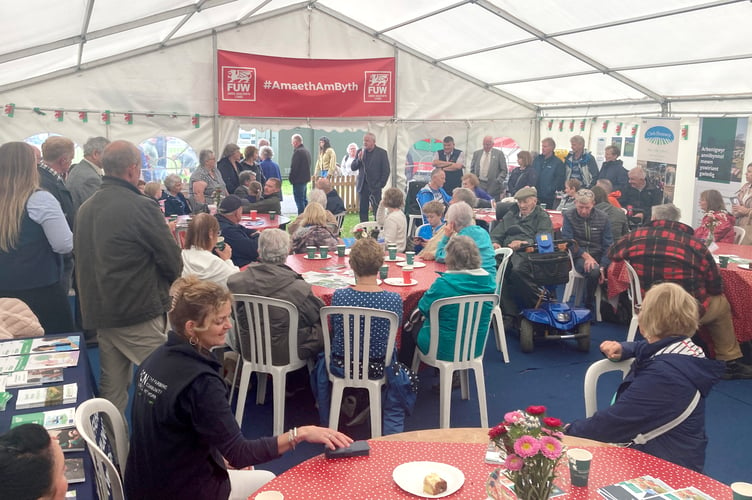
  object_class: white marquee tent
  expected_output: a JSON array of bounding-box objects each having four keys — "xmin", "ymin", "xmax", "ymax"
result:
[{"xmin": 2, "ymin": 0, "xmax": 752, "ymax": 218}]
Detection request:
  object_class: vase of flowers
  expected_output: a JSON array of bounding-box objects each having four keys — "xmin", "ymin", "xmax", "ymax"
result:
[
  {"xmin": 488, "ymin": 406, "xmax": 565, "ymax": 500},
  {"xmin": 352, "ymin": 226, "xmax": 380, "ymax": 241}
]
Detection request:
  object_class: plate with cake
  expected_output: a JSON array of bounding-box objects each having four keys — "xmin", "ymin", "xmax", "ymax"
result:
[{"xmin": 392, "ymin": 461, "xmax": 465, "ymax": 498}]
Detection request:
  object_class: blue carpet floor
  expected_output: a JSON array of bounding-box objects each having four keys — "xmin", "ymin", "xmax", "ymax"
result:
[{"xmin": 87, "ymin": 319, "xmax": 752, "ymax": 486}]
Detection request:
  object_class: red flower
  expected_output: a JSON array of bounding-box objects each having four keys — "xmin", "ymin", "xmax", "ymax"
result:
[
  {"xmin": 526, "ymin": 405, "xmax": 546, "ymax": 415},
  {"xmin": 488, "ymin": 423, "xmax": 508, "ymax": 439},
  {"xmin": 543, "ymin": 417, "xmax": 563, "ymax": 428}
]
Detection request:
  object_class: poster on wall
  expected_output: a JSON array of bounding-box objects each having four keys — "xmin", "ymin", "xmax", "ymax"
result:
[
  {"xmin": 217, "ymin": 51, "xmax": 395, "ymax": 117},
  {"xmin": 691, "ymin": 118, "xmax": 748, "ymax": 227},
  {"xmin": 611, "ymin": 136, "xmax": 623, "ymax": 152},
  {"xmin": 636, "ymin": 117, "xmax": 680, "ymax": 202},
  {"xmin": 623, "ymin": 137, "xmax": 635, "ymax": 157}
]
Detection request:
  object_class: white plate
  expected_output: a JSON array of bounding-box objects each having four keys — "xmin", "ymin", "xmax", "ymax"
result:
[
  {"xmin": 392, "ymin": 461, "xmax": 465, "ymax": 498},
  {"xmin": 737, "ymin": 263, "xmax": 752, "ymax": 270},
  {"xmin": 383, "ymin": 277, "xmax": 418, "ymax": 286},
  {"xmin": 384, "ymin": 256, "xmax": 406, "ymax": 262},
  {"xmin": 303, "ymin": 254, "xmax": 332, "ymax": 260},
  {"xmin": 396, "ymin": 261, "xmax": 426, "ymax": 268}
]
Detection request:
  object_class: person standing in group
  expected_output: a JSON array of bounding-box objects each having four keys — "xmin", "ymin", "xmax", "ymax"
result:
[
  {"xmin": 340, "ymin": 142, "xmax": 358, "ymax": 176},
  {"xmin": 0, "ymin": 142, "xmax": 75, "ymax": 334},
  {"xmin": 469, "ymin": 135, "xmax": 507, "ymax": 200},
  {"xmin": 189, "ymin": 149, "xmax": 227, "ymax": 212},
  {"xmin": 598, "ymin": 145, "xmax": 629, "ymax": 193},
  {"xmin": 217, "ymin": 143, "xmax": 243, "ymax": 195},
  {"xmin": 314, "ymin": 136, "xmax": 337, "ymax": 178},
  {"xmin": 533, "ymin": 137, "xmax": 565, "ymax": 209},
  {"xmin": 259, "ymin": 145, "xmax": 281, "ymax": 181},
  {"xmin": 289, "ymin": 134, "xmax": 312, "ymax": 215},
  {"xmin": 565, "ymin": 135, "xmax": 599, "ymax": 188},
  {"xmin": 507, "ymin": 150, "xmax": 538, "ymax": 198},
  {"xmin": 351, "ymin": 132, "xmax": 390, "ymax": 222},
  {"xmin": 240, "ymin": 145, "xmax": 266, "ymax": 187},
  {"xmin": 66, "ymin": 136, "xmax": 110, "ymax": 211},
  {"xmin": 75, "ymin": 140, "xmax": 183, "ymax": 416},
  {"xmin": 433, "ymin": 136, "xmax": 464, "ymax": 194}
]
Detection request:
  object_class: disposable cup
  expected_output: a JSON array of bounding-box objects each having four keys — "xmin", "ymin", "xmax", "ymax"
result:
[
  {"xmin": 306, "ymin": 246, "xmax": 316, "ymax": 259},
  {"xmin": 402, "ymin": 265, "xmax": 414, "ymax": 284},
  {"xmin": 269, "ymin": 211, "xmax": 277, "ymax": 221},
  {"xmin": 250, "ymin": 209, "xmax": 258, "ymax": 220},
  {"xmin": 337, "ymin": 244, "xmax": 346, "ymax": 257},
  {"xmin": 405, "ymin": 251, "xmax": 415, "ymax": 265},
  {"xmin": 567, "ymin": 448, "xmax": 592, "ymax": 487},
  {"xmin": 319, "ymin": 247, "xmax": 329, "ymax": 258},
  {"xmin": 215, "ymin": 236, "xmax": 226, "ymax": 251},
  {"xmin": 387, "ymin": 246, "xmax": 397, "ymax": 260},
  {"xmin": 379, "ymin": 265, "xmax": 388, "ymax": 280},
  {"xmin": 732, "ymin": 482, "xmax": 752, "ymax": 500},
  {"xmin": 719, "ymin": 255, "xmax": 730, "ymax": 268}
]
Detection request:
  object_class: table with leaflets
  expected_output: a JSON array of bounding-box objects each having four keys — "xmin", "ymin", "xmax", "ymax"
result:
[{"xmin": 0, "ymin": 334, "xmax": 96, "ymax": 500}]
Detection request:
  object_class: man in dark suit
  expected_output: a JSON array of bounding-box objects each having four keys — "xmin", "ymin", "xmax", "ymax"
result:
[
  {"xmin": 470, "ymin": 135, "xmax": 508, "ymax": 200},
  {"xmin": 351, "ymin": 132, "xmax": 390, "ymax": 222},
  {"xmin": 39, "ymin": 136, "xmax": 76, "ymax": 293}
]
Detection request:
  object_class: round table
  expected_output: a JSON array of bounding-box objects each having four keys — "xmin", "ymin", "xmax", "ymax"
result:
[
  {"xmin": 250, "ymin": 428, "xmax": 732, "ymax": 499},
  {"xmin": 240, "ymin": 213, "xmax": 291, "ymax": 231}
]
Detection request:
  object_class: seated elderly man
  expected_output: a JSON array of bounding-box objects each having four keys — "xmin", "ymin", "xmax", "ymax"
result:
[
  {"xmin": 417, "ymin": 168, "xmax": 451, "ymax": 223},
  {"xmin": 489, "ymin": 187, "xmax": 553, "ymax": 320},
  {"xmin": 561, "ymin": 189, "xmax": 613, "ymax": 311},
  {"xmin": 609, "ymin": 203, "xmax": 752, "ymax": 379},
  {"xmin": 315, "ymin": 177, "xmax": 346, "ymax": 215},
  {"xmin": 619, "ymin": 167, "xmax": 663, "ymax": 222},
  {"xmin": 215, "ymin": 195, "xmax": 259, "ymax": 267},
  {"xmin": 227, "ymin": 229, "xmax": 324, "ymax": 366},
  {"xmin": 435, "ymin": 201, "xmax": 496, "ymax": 285}
]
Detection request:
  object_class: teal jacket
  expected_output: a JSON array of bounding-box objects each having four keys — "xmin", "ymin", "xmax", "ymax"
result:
[
  {"xmin": 435, "ymin": 225, "xmax": 496, "ymax": 286},
  {"xmin": 417, "ymin": 270, "xmax": 496, "ymax": 361}
]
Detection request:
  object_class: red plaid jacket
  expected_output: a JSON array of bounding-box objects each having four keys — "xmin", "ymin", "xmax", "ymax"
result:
[{"xmin": 608, "ymin": 219, "xmax": 722, "ymax": 315}]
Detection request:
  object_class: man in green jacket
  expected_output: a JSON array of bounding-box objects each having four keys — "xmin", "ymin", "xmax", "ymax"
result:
[{"xmin": 75, "ymin": 140, "xmax": 182, "ymax": 416}]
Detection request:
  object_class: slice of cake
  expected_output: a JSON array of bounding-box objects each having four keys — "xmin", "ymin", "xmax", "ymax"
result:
[{"xmin": 423, "ymin": 472, "xmax": 447, "ymax": 495}]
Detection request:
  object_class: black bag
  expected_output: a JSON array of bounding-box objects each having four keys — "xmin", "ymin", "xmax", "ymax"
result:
[{"xmin": 402, "ymin": 307, "xmax": 425, "ymax": 335}]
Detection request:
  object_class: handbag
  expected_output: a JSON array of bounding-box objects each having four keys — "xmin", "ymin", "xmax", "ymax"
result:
[{"xmin": 402, "ymin": 306, "xmax": 425, "ymax": 335}]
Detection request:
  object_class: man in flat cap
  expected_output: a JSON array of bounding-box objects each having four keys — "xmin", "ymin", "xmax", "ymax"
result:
[
  {"xmin": 216, "ymin": 195, "xmax": 259, "ymax": 267},
  {"xmin": 490, "ymin": 186, "xmax": 553, "ymax": 326}
]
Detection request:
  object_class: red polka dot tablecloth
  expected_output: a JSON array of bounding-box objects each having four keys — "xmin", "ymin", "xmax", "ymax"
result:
[
  {"xmin": 712, "ymin": 242, "xmax": 752, "ymax": 343},
  {"xmin": 250, "ymin": 442, "xmax": 731, "ymax": 499}
]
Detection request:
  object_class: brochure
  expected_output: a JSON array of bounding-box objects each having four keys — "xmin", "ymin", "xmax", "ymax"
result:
[
  {"xmin": 64, "ymin": 458, "xmax": 86, "ymax": 484},
  {"xmin": 598, "ymin": 476, "xmax": 714, "ymax": 500},
  {"xmin": 16, "ymin": 383, "xmax": 78, "ymax": 409},
  {"xmin": 11, "ymin": 407, "xmax": 76, "ymax": 430},
  {"xmin": 0, "ymin": 336, "xmax": 80, "ymax": 357},
  {"xmin": 0, "ymin": 351, "xmax": 79, "ymax": 373},
  {"xmin": 49, "ymin": 427, "xmax": 85, "ymax": 453}
]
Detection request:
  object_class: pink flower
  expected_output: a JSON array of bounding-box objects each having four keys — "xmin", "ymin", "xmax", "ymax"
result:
[
  {"xmin": 514, "ymin": 435, "xmax": 540, "ymax": 458},
  {"xmin": 539, "ymin": 436, "xmax": 563, "ymax": 460},
  {"xmin": 504, "ymin": 454, "xmax": 524, "ymax": 471},
  {"xmin": 526, "ymin": 405, "xmax": 546, "ymax": 415},
  {"xmin": 504, "ymin": 411, "xmax": 524, "ymax": 424},
  {"xmin": 488, "ymin": 423, "xmax": 508, "ymax": 440},
  {"xmin": 543, "ymin": 417, "xmax": 563, "ymax": 429}
]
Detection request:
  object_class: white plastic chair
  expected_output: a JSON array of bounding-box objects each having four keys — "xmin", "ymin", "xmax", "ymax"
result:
[
  {"xmin": 408, "ymin": 214, "xmax": 423, "ymax": 238},
  {"xmin": 74, "ymin": 398, "xmax": 129, "ymax": 500},
  {"xmin": 583, "ymin": 358, "xmax": 635, "ymax": 417},
  {"xmin": 490, "ymin": 247, "xmax": 513, "ymax": 363},
  {"xmin": 733, "ymin": 226, "xmax": 746, "ymax": 244},
  {"xmin": 320, "ymin": 306, "xmax": 398, "ymax": 438},
  {"xmin": 562, "ymin": 250, "xmax": 603, "ymax": 321},
  {"xmin": 411, "ymin": 294, "xmax": 499, "ymax": 429},
  {"xmin": 231, "ymin": 294, "xmax": 309, "ymax": 436},
  {"xmin": 334, "ymin": 212, "xmax": 347, "ymax": 230},
  {"xmin": 624, "ymin": 261, "xmax": 643, "ymax": 342}
]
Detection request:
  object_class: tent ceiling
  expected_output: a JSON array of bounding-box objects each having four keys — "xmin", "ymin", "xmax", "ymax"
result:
[{"xmin": 2, "ymin": 0, "xmax": 751, "ymax": 110}]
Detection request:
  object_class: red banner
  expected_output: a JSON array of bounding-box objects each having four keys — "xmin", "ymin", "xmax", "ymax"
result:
[{"xmin": 217, "ymin": 51, "xmax": 395, "ymax": 118}]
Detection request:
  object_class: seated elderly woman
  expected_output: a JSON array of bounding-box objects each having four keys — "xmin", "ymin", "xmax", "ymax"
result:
[
  {"xmin": 695, "ymin": 188, "xmax": 735, "ymax": 243},
  {"xmin": 291, "ymin": 202, "xmax": 341, "ymax": 254},
  {"xmin": 181, "ymin": 213, "xmax": 239, "ymax": 287},
  {"xmin": 227, "ymin": 229, "xmax": 325, "ymax": 365},
  {"xmin": 162, "ymin": 174, "xmax": 191, "ymax": 216},
  {"xmin": 400, "ymin": 235, "xmax": 495, "ymax": 364},
  {"xmin": 567, "ymin": 282, "xmax": 724, "ymax": 472},
  {"xmin": 376, "ymin": 187, "xmax": 407, "ymax": 252},
  {"xmin": 288, "ymin": 189, "xmax": 338, "ymax": 236},
  {"xmin": 313, "ymin": 238, "xmax": 414, "ymax": 435},
  {"xmin": 125, "ymin": 276, "xmax": 351, "ymax": 500},
  {"xmin": 435, "ymin": 201, "xmax": 496, "ymax": 282},
  {"xmin": 0, "ymin": 423, "xmax": 68, "ymax": 500}
]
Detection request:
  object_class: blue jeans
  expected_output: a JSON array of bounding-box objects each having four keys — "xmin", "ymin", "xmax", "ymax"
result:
[{"xmin": 292, "ymin": 183, "xmax": 308, "ymax": 214}]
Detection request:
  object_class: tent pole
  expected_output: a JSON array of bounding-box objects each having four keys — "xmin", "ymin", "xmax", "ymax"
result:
[{"xmin": 212, "ymin": 30, "xmax": 219, "ymax": 155}]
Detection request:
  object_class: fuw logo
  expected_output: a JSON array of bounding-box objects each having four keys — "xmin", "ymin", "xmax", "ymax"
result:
[
  {"xmin": 222, "ymin": 66, "xmax": 255, "ymax": 101},
  {"xmin": 364, "ymin": 71, "xmax": 391, "ymax": 103},
  {"xmin": 644, "ymin": 126, "xmax": 675, "ymax": 145}
]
